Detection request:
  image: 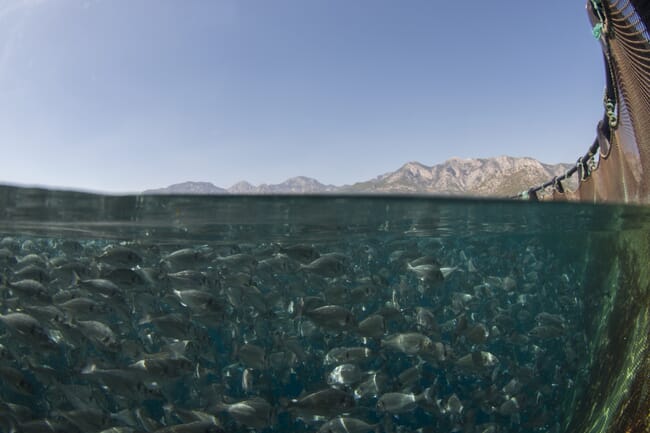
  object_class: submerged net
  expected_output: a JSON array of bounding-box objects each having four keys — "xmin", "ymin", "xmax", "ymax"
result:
[{"xmin": 519, "ymin": 3, "xmax": 650, "ymax": 433}]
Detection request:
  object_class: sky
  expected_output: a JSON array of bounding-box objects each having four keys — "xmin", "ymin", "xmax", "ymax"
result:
[{"xmin": 0, "ymin": 0, "xmax": 605, "ymax": 193}]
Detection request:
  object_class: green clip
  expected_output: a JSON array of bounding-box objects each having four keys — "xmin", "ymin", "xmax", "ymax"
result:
[{"xmin": 593, "ymin": 23, "xmax": 603, "ymax": 39}]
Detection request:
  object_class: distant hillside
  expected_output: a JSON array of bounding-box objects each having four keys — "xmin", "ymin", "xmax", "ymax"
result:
[
  {"xmin": 143, "ymin": 181, "xmax": 228, "ymax": 195},
  {"xmin": 230, "ymin": 176, "xmax": 338, "ymax": 194},
  {"xmin": 342, "ymin": 156, "xmax": 576, "ymax": 196},
  {"xmin": 143, "ymin": 156, "xmax": 576, "ymax": 197}
]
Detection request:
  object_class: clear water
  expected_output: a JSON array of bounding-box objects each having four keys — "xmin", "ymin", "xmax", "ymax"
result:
[{"xmin": 0, "ymin": 186, "xmax": 647, "ymax": 433}]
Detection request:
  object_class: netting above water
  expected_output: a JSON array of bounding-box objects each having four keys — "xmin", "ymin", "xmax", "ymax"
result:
[{"xmin": 522, "ymin": 0, "xmax": 650, "ymax": 204}]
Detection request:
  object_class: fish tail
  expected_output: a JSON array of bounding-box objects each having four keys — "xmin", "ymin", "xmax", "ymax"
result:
[
  {"xmin": 71, "ymin": 270, "xmax": 81, "ymax": 288},
  {"xmin": 421, "ymin": 386, "xmax": 435, "ymax": 404},
  {"xmin": 138, "ymin": 314, "xmax": 153, "ymax": 326},
  {"xmin": 440, "ymin": 266, "xmax": 459, "ymax": 279},
  {"xmin": 81, "ymin": 363, "xmax": 97, "ymax": 374}
]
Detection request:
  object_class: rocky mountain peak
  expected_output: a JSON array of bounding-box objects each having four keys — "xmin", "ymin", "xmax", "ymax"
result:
[{"xmin": 143, "ymin": 157, "xmax": 576, "ymax": 197}]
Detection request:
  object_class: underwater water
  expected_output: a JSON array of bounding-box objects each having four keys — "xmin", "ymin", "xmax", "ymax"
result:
[{"xmin": 0, "ymin": 186, "xmax": 648, "ymax": 433}]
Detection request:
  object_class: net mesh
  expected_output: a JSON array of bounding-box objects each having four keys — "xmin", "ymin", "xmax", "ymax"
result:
[
  {"xmin": 564, "ymin": 0, "xmax": 650, "ymax": 202},
  {"xmin": 557, "ymin": 4, "xmax": 650, "ymax": 433}
]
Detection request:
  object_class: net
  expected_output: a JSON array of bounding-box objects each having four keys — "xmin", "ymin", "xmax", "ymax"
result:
[{"xmin": 523, "ymin": 0, "xmax": 650, "ymax": 204}]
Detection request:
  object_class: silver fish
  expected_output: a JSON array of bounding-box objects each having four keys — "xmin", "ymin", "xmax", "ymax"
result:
[
  {"xmin": 288, "ymin": 388, "xmax": 355, "ymax": 417},
  {"xmin": 75, "ymin": 320, "xmax": 120, "ymax": 351},
  {"xmin": 407, "ymin": 260, "xmax": 443, "ymax": 283},
  {"xmin": 236, "ymin": 343, "xmax": 267, "ymax": 370},
  {"xmin": 173, "ymin": 289, "xmax": 224, "ymax": 314},
  {"xmin": 0, "ymin": 312, "xmax": 54, "ymax": 346},
  {"xmin": 6, "ymin": 279, "xmax": 51, "ymax": 304},
  {"xmin": 279, "ymin": 244, "xmax": 320, "ymax": 263},
  {"xmin": 356, "ymin": 314, "xmax": 386, "ymax": 338},
  {"xmin": 305, "ymin": 305, "xmax": 357, "ymax": 331},
  {"xmin": 57, "ymin": 297, "xmax": 112, "ymax": 319},
  {"xmin": 82, "ymin": 364, "xmax": 164, "ymax": 401},
  {"xmin": 153, "ymin": 420, "xmax": 224, "ymax": 433},
  {"xmin": 324, "ymin": 347, "xmax": 373, "ymax": 365},
  {"xmin": 129, "ymin": 355, "xmax": 194, "ymax": 379},
  {"xmin": 300, "ymin": 253, "xmax": 348, "ymax": 277},
  {"xmin": 13, "ymin": 264, "xmax": 49, "ymax": 283},
  {"xmin": 214, "ymin": 397, "xmax": 274, "ymax": 429},
  {"xmin": 97, "ymin": 245, "xmax": 143, "ymax": 267},
  {"xmin": 72, "ymin": 272, "xmax": 122, "ymax": 297},
  {"xmin": 327, "ymin": 363, "xmax": 363, "ymax": 387},
  {"xmin": 455, "ymin": 351, "xmax": 499, "ymax": 372},
  {"xmin": 162, "ymin": 248, "xmax": 212, "ymax": 270},
  {"xmin": 381, "ymin": 332, "xmax": 433, "ymax": 356},
  {"xmin": 377, "ymin": 388, "xmax": 431, "ymax": 414},
  {"xmin": 317, "ymin": 416, "xmax": 378, "ymax": 433},
  {"xmin": 444, "ymin": 393, "xmax": 463, "ymax": 415},
  {"xmin": 354, "ymin": 372, "xmax": 389, "ymax": 400}
]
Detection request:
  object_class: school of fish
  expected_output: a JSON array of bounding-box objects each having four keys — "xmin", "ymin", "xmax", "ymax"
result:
[{"xmin": 0, "ymin": 233, "xmax": 587, "ymax": 433}]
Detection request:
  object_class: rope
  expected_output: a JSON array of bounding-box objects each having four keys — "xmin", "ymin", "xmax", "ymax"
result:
[{"xmin": 591, "ymin": 0, "xmax": 607, "ymax": 38}]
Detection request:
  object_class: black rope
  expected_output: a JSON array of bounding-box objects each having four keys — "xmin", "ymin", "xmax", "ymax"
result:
[{"xmin": 510, "ymin": 135, "xmax": 599, "ymax": 200}]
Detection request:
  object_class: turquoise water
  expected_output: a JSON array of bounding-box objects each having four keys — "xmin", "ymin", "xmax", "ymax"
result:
[{"xmin": 0, "ymin": 186, "xmax": 647, "ymax": 433}]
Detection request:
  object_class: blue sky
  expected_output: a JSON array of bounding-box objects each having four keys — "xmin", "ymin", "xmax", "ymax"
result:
[{"xmin": 0, "ymin": 0, "xmax": 604, "ymax": 192}]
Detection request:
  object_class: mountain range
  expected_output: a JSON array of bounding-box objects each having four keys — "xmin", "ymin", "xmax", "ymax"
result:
[{"xmin": 143, "ymin": 156, "xmax": 576, "ymax": 197}]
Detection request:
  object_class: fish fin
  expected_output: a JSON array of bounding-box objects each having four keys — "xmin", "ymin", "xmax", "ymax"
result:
[
  {"xmin": 81, "ymin": 363, "xmax": 97, "ymax": 374},
  {"xmin": 71, "ymin": 270, "xmax": 81, "ymax": 288},
  {"xmin": 278, "ymin": 397, "xmax": 289, "ymax": 408},
  {"xmin": 138, "ymin": 314, "xmax": 153, "ymax": 326},
  {"xmin": 440, "ymin": 266, "xmax": 459, "ymax": 279},
  {"xmin": 421, "ymin": 386, "xmax": 435, "ymax": 403}
]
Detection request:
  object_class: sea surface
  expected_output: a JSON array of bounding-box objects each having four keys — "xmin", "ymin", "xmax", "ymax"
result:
[{"xmin": 0, "ymin": 186, "xmax": 647, "ymax": 433}]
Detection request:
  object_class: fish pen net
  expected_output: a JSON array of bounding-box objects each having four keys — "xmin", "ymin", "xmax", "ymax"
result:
[
  {"xmin": 518, "ymin": 0, "xmax": 650, "ymax": 204},
  {"xmin": 541, "ymin": 2, "xmax": 650, "ymax": 433},
  {"xmin": 572, "ymin": 0, "xmax": 650, "ymax": 202}
]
